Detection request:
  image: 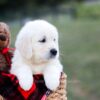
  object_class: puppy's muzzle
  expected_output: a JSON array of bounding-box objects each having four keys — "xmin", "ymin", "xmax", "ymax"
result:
[
  {"xmin": 50, "ymin": 49, "xmax": 57, "ymax": 58},
  {"xmin": 0, "ymin": 35, "xmax": 7, "ymax": 41}
]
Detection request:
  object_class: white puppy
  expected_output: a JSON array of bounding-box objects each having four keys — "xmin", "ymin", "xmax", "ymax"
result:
[{"xmin": 10, "ymin": 20, "xmax": 63, "ymax": 91}]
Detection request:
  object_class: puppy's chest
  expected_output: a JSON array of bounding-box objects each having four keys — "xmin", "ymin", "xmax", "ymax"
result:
[{"xmin": 31, "ymin": 65, "xmax": 45, "ymax": 74}]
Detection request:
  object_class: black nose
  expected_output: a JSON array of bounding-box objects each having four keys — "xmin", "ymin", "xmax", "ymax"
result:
[
  {"xmin": 0, "ymin": 35, "xmax": 6, "ymax": 41},
  {"xmin": 50, "ymin": 49, "xmax": 57, "ymax": 56}
]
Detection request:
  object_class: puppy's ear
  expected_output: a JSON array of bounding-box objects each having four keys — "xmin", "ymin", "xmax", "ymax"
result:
[{"xmin": 15, "ymin": 33, "xmax": 32, "ymax": 59}]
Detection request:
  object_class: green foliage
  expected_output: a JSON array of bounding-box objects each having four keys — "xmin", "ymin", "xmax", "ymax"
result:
[{"xmin": 77, "ymin": 3, "xmax": 100, "ymax": 19}]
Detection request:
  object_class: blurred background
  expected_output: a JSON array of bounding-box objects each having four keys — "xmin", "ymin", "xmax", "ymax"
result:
[{"xmin": 0, "ymin": 0, "xmax": 100, "ymax": 100}]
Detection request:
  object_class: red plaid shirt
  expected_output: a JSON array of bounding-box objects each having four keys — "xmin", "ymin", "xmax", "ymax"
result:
[
  {"xmin": 0, "ymin": 48, "xmax": 50, "ymax": 100},
  {"xmin": 0, "ymin": 71, "xmax": 48, "ymax": 100}
]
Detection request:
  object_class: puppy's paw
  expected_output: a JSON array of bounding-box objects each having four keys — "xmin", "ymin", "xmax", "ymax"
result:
[
  {"xmin": 18, "ymin": 75, "xmax": 33, "ymax": 91},
  {"xmin": 44, "ymin": 74, "xmax": 60, "ymax": 91},
  {"xmin": 46, "ymin": 78, "xmax": 60, "ymax": 91}
]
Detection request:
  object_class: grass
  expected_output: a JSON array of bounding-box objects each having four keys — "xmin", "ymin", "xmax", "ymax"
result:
[{"xmin": 9, "ymin": 15, "xmax": 100, "ymax": 100}]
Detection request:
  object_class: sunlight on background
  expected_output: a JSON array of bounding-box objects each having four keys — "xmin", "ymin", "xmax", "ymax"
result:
[{"xmin": 0, "ymin": 0, "xmax": 100, "ymax": 100}]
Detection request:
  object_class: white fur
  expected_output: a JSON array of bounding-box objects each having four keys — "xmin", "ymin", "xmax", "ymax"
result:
[{"xmin": 10, "ymin": 20, "xmax": 63, "ymax": 91}]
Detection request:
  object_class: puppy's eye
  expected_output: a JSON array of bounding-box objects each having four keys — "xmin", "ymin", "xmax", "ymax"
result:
[{"xmin": 39, "ymin": 38, "xmax": 46, "ymax": 43}]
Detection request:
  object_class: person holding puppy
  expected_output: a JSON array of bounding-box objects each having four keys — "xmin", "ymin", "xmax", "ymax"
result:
[
  {"xmin": 10, "ymin": 20, "xmax": 67, "ymax": 100},
  {"xmin": 0, "ymin": 21, "xmax": 67, "ymax": 100}
]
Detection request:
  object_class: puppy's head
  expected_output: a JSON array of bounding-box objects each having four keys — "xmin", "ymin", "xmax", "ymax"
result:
[
  {"xmin": 0, "ymin": 22, "xmax": 10, "ymax": 48},
  {"xmin": 16, "ymin": 20, "xmax": 59, "ymax": 64}
]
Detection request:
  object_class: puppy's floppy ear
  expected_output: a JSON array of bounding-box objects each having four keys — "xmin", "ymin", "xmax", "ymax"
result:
[{"xmin": 15, "ymin": 32, "xmax": 33, "ymax": 59}]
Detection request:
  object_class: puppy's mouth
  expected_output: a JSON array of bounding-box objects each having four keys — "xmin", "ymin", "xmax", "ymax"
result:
[
  {"xmin": 0, "ymin": 34, "xmax": 7, "ymax": 41},
  {"xmin": 49, "ymin": 54, "xmax": 57, "ymax": 59}
]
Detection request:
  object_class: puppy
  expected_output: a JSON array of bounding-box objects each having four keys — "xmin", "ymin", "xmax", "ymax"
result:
[
  {"xmin": 10, "ymin": 20, "xmax": 63, "ymax": 91},
  {"xmin": 0, "ymin": 22, "xmax": 10, "ymax": 48}
]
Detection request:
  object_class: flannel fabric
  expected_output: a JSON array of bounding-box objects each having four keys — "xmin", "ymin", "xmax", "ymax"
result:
[
  {"xmin": 0, "ymin": 48, "xmax": 51, "ymax": 100},
  {"xmin": 0, "ymin": 71, "xmax": 48, "ymax": 100}
]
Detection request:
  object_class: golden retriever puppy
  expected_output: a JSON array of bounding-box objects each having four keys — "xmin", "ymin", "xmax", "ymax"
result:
[{"xmin": 10, "ymin": 20, "xmax": 63, "ymax": 91}]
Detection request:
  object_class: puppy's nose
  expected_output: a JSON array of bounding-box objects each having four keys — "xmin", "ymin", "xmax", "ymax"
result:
[
  {"xmin": 0, "ymin": 35, "xmax": 6, "ymax": 41},
  {"xmin": 50, "ymin": 49, "xmax": 57, "ymax": 56}
]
